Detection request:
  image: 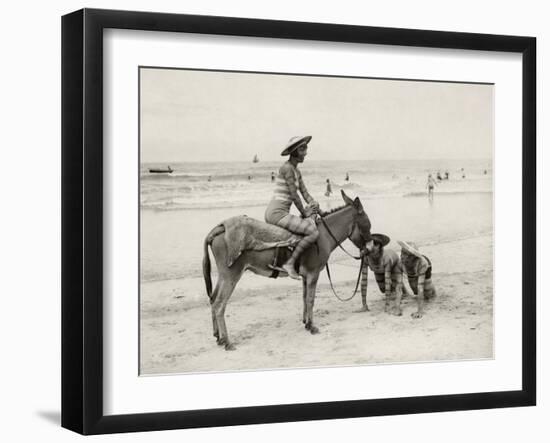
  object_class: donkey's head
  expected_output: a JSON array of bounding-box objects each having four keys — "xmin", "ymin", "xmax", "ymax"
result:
[{"xmin": 341, "ymin": 190, "xmax": 373, "ymax": 252}]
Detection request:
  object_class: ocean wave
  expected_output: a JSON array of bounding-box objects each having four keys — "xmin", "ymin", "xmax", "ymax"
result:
[
  {"xmin": 403, "ymin": 190, "xmax": 492, "ymax": 197},
  {"xmin": 140, "ymin": 188, "xmax": 492, "ymax": 211},
  {"xmin": 141, "ymin": 199, "xmax": 267, "ymax": 211},
  {"xmin": 140, "ymin": 160, "xmax": 493, "ymax": 211},
  {"xmin": 141, "ymin": 172, "xmax": 271, "ymax": 182}
]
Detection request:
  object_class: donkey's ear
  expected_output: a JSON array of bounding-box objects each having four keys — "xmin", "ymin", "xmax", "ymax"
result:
[
  {"xmin": 354, "ymin": 197, "xmax": 365, "ymax": 214},
  {"xmin": 341, "ymin": 189, "xmax": 354, "ymax": 205}
]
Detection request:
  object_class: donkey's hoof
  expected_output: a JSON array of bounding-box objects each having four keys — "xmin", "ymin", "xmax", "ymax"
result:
[
  {"xmin": 309, "ymin": 326, "xmax": 320, "ymax": 335},
  {"xmin": 353, "ymin": 307, "xmax": 369, "ymax": 313},
  {"xmin": 216, "ymin": 337, "xmax": 225, "ymax": 346},
  {"xmin": 225, "ymin": 343, "xmax": 236, "ymax": 351},
  {"xmin": 391, "ymin": 307, "xmax": 403, "ymax": 316}
]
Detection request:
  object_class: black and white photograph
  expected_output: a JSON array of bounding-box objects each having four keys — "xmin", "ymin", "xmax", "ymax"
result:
[
  {"xmin": 139, "ymin": 67, "xmax": 494, "ymax": 375},
  {"xmin": 1, "ymin": 0, "xmax": 545, "ymax": 440}
]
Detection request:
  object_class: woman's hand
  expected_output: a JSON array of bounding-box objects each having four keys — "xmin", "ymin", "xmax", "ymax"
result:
[{"xmin": 306, "ymin": 201, "xmax": 320, "ymax": 215}]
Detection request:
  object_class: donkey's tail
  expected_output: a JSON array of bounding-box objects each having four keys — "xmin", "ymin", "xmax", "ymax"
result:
[{"xmin": 203, "ymin": 224, "xmax": 225, "ymax": 303}]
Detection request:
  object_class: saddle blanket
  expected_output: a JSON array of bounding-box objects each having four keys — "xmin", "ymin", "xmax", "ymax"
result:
[{"xmin": 221, "ymin": 215, "xmax": 302, "ymax": 267}]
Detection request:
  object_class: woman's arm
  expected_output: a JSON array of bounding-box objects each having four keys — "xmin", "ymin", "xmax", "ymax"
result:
[
  {"xmin": 358, "ymin": 259, "xmax": 369, "ymax": 311},
  {"xmin": 280, "ymin": 164, "xmax": 308, "ymax": 216},
  {"xmin": 412, "ymin": 258, "xmax": 429, "ymax": 318},
  {"xmin": 296, "ymin": 168, "xmax": 317, "ymax": 207},
  {"xmin": 384, "ymin": 269, "xmax": 392, "ymax": 296}
]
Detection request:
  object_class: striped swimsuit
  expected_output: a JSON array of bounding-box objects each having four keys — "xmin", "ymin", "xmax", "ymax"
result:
[
  {"xmin": 265, "ymin": 161, "xmax": 318, "ymax": 255},
  {"xmin": 405, "ymin": 255, "xmax": 433, "ymax": 294},
  {"xmin": 361, "ymin": 249, "xmax": 403, "ymax": 294}
]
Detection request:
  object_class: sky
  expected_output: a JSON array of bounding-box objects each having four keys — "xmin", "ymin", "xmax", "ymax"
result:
[{"xmin": 140, "ymin": 67, "xmax": 493, "ymax": 163}]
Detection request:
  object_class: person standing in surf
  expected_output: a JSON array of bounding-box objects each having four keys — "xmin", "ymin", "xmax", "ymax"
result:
[
  {"xmin": 426, "ymin": 173, "xmax": 437, "ymax": 200},
  {"xmin": 325, "ymin": 178, "xmax": 332, "ymax": 197},
  {"xmin": 265, "ymin": 135, "xmax": 320, "ymax": 280}
]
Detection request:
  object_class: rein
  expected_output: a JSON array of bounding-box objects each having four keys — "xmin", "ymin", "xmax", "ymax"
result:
[
  {"xmin": 319, "ymin": 215, "xmax": 364, "ymax": 302},
  {"xmin": 319, "ymin": 216, "xmax": 361, "ymax": 260},
  {"xmin": 325, "ymin": 255, "xmax": 365, "ymax": 302}
]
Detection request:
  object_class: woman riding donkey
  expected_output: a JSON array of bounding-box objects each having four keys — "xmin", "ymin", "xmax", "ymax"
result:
[
  {"xmin": 203, "ymin": 135, "xmax": 374, "ymax": 349},
  {"xmin": 264, "ymin": 135, "xmax": 321, "ymax": 279}
]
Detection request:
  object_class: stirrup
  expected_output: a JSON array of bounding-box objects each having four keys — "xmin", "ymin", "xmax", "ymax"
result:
[{"xmin": 267, "ymin": 264, "xmax": 287, "ymax": 274}]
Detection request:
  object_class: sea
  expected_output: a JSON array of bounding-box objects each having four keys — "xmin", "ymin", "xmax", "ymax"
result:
[
  {"xmin": 140, "ymin": 159, "xmax": 493, "ymax": 283},
  {"xmin": 141, "ymin": 159, "xmax": 492, "ymax": 211}
]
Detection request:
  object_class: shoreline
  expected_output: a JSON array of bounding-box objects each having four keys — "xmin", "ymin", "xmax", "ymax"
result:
[
  {"xmin": 140, "ymin": 190, "xmax": 493, "ymax": 283},
  {"xmin": 140, "ymin": 188, "xmax": 493, "ymax": 213}
]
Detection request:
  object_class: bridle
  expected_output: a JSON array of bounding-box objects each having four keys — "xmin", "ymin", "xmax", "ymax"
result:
[
  {"xmin": 319, "ymin": 212, "xmax": 370, "ymax": 302},
  {"xmin": 319, "ymin": 216, "xmax": 362, "ymax": 260}
]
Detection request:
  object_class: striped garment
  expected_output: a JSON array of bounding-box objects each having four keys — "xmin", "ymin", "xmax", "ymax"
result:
[
  {"xmin": 265, "ymin": 161, "xmax": 314, "ymax": 225},
  {"xmin": 405, "ymin": 255, "xmax": 432, "ymax": 280},
  {"xmin": 264, "ymin": 161, "xmax": 319, "ymax": 260},
  {"xmin": 272, "ymin": 162, "xmax": 313, "ymax": 204},
  {"xmin": 361, "ymin": 249, "xmax": 403, "ymax": 295},
  {"xmin": 404, "ymin": 255, "xmax": 435, "ymax": 296}
]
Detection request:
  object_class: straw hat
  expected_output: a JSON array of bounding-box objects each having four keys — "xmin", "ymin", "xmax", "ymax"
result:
[
  {"xmin": 397, "ymin": 240, "xmax": 422, "ymax": 257},
  {"xmin": 372, "ymin": 233, "xmax": 391, "ymax": 247},
  {"xmin": 281, "ymin": 135, "xmax": 312, "ymax": 156}
]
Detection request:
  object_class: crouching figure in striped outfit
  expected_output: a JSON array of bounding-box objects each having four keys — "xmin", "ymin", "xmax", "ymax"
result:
[
  {"xmin": 398, "ymin": 241, "xmax": 437, "ymax": 319},
  {"xmin": 357, "ymin": 233, "xmax": 404, "ymax": 316},
  {"xmin": 264, "ymin": 135, "xmax": 320, "ymax": 280}
]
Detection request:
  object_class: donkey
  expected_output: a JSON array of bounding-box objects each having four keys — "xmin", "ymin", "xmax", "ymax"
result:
[{"xmin": 202, "ymin": 190, "xmax": 373, "ymax": 350}]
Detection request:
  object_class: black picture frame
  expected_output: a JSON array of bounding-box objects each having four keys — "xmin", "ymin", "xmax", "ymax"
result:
[{"xmin": 62, "ymin": 8, "xmax": 536, "ymax": 435}]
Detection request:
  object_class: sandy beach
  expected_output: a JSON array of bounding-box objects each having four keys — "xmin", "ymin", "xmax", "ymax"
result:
[{"xmin": 140, "ymin": 232, "xmax": 493, "ymax": 375}]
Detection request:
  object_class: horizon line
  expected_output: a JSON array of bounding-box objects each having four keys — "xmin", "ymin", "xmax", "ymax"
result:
[{"xmin": 141, "ymin": 157, "xmax": 493, "ymax": 164}]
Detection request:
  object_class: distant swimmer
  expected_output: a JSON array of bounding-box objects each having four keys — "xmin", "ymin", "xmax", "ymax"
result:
[
  {"xmin": 436, "ymin": 171, "xmax": 442, "ymax": 181},
  {"xmin": 325, "ymin": 178, "xmax": 332, "ymax": 197},
  {"xmin": 208, "ymin": 175, "xmax": 212, "ymax": 182},
  {"xmin": 345, "ymin": 172, "xmax": 350, "ymax": 182},
  {"xmin": 248, "ymin": 175, "xmax": 252, "ymax": 180},
  {"xmin": 271, "ymin": 171, "xmax": 275, "ymax": 182},
  {"xmin": 444, "ymin": 170, "xmax": 449, "ymax": 180},
  {"xmin": 426, "ymin": 174, "xmax": 437, "ymax": 200},
  {"xmin": 483, "ymin": 169, "xmax": 487, "ymax": 175}
]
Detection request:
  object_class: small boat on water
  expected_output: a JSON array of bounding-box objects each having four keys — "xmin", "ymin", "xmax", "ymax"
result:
[
  {"xmin": 149, "ymin": 166, "xmax": 173, "ymax": 174},
  {"xmin": 252, "ymin": 154, "xmax": 259, "ymax": 163}
]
